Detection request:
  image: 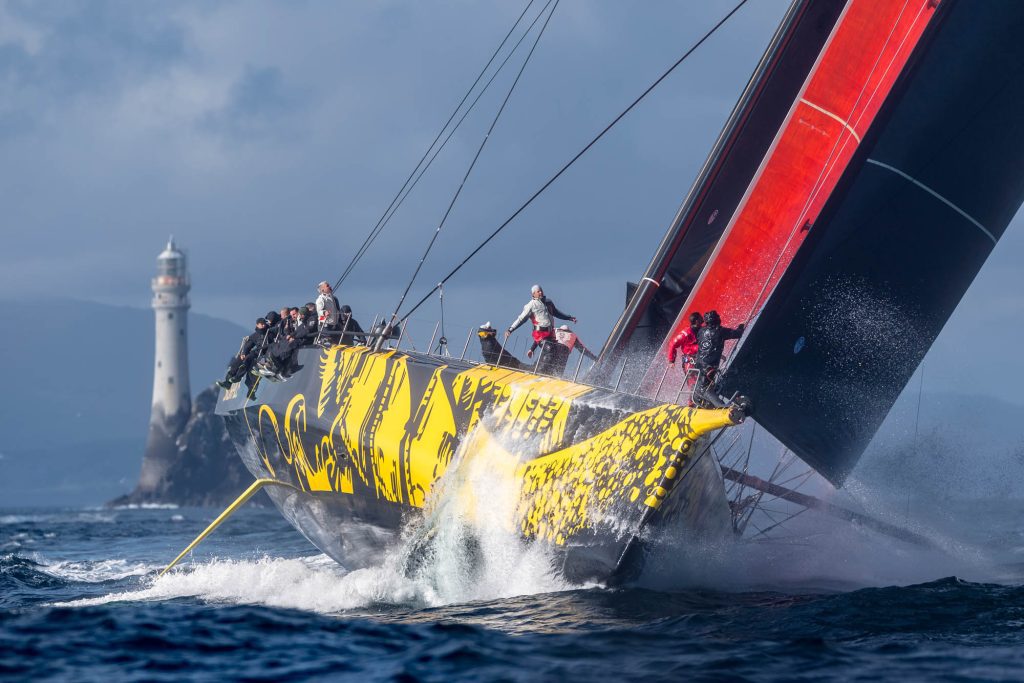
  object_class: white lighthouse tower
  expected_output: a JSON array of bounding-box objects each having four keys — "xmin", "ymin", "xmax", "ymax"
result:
[
  {"xmin": 134, "ymin": 237, "xmax": 193, "ymax": 495},
  {"xmin": 150, "ymin": 236, "xmax": 192, "ymax": 421}
]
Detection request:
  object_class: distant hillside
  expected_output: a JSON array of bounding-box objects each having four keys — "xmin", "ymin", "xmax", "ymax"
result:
[{"xmin": 0, "ymin": 299, "xmax": 246, "ymax": 506}]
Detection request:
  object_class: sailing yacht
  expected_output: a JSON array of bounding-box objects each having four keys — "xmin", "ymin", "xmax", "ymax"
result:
[{"xmin": 200, "ymin": 0, "xmax": 1024, "ymax": 584}]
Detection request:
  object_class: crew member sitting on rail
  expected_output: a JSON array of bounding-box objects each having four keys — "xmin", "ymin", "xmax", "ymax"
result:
[
  {"xmin": 478, "ymin": 322, "xmax": 522, "ymax": 369},
  {"xmin": 693, "ymin": 310, "xmax": 744, "ymax": 408},
  {"xmin": 264, "ymin": 307, "xmax": 308, "ymax": 377},
  {"xmin": 505, "ymin": 284, "xmax": 576, "ymax": 370},
  {"xmin": 300, "ymin": 303, "xmax": 318, "ymax": 342},
  {"xmin": 278, "ymin": 307, "xmax": 293, "ymax": 336},
  {"xmin": 338, "ymin": 305, "xmax": 367, "ymax": 345},
  {"xmin": 217, "ymin": 317, "xmax": 269, "ymax": 394},
  {"xmin": 668, "ymin": 311, "xmax": 704, "ymax": 405},
  {"xmin": 316, "ymin": 281, "xmax": 341, "ymax": 335},
  {"xmin": 261, "ymin": 310, "xmax": 282, "ymax": 346}
]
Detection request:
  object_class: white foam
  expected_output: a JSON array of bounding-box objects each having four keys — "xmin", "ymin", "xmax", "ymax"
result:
[
  {"xmin": 0, "ymin": 514, "xmax": 44, "ymax": 525},
  {"xmin": 111, "ymin": 503, "xmax": 179, "ymax": 510},
  {"xmin": 74, "ymin": 512, "xmax": 117, "ymax": 524},
  {"xmin": 53, "ymin": 555, "xmax": 438, "ymax": 612},
  {"xmin": 58, "ymin": 440, "xmax": 575, "ymax": 614},
  {"xmin": 39, "ymin": 558, "xmax": 160, "ymax": 583}
]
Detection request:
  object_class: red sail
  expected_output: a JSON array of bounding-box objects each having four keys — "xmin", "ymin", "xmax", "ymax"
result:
[{"xmin": 651, "ymin": 0, "xmax": 938, "ymax": 383}]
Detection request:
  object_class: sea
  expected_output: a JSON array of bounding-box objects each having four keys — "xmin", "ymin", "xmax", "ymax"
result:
[{"xmin": 2, "ymin": 497, "xmax": 1024, "ymax": 682}]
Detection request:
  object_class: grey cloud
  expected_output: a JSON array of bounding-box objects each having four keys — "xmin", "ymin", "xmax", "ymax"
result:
[
  {"xmin": 200, "ymin": 64, "xmax": 309, "ymax": 141},
  {"xmin": 1, "ymin": 0, "xmax": 188, "ymax": 99}
]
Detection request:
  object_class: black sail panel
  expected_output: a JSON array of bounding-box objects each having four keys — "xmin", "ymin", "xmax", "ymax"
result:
[{"xmin": 722, "ymin": 0, "xmax": 1024, "ymax": 485}]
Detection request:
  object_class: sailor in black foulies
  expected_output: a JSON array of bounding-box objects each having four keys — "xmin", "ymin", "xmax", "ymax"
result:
[
  {"xmin": 268, "ymin": 307, "xmax": 307, "ymax": 376},
  {"xmin": 264, "ymin": 310, "xmax": 282, "ymax": 344},
  {"xmin": 478, "ymin": 322, "xmax": 521, "ymax": 369},
  {"xmin": 299, "ymin": 304, "xmax": 319, "ymax": 345},
  {"xmin": 278, "ymin": 307, "xmax": 293, "ymax": 337},
  {"xmin": 693, "ymin": 310, "xmax": 744, "ymax": 407},
  {"xmin": 217, "ymin": 317, "xmax": 269, "ymax": 393},
  {"xmin": 338, "ymin": 305, "xmax": 367, "ymax": 345}
]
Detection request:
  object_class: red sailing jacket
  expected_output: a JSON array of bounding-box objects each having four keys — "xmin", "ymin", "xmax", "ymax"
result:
[{"xmin": 667, "ymin": 326, "xmax": 700, "ymax": 364}]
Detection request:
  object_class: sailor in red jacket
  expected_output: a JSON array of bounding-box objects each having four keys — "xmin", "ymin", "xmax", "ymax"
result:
[
  {"xmin": 668, "ymin": 311, "xmax": 703, "ymax": 364},
  {"xmin": 667, "ymin": 311, "xmax": 703, "ymax": 404}
]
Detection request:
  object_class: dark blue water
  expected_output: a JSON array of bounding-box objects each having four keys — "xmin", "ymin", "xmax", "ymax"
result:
[{"xmin": 3, "ymin": 503, "xmax": 1024, "ymax": 681}]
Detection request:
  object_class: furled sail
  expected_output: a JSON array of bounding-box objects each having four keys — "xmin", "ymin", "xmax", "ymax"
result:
[
  {"xmin": 594, "ymin": 0, "xmax": 848, "ymax": 383},
  {"xmin": 721, "ymin": 0, "xmax": 1024, "ymax": 484}
]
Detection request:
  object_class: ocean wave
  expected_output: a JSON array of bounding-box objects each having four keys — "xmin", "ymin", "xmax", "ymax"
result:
[
  {"xmin": 56, "ymin": 462, "xmax": 575, "ymax": 614},
  {"xmin": 110, "ymin": 503, "xmax": 180, "ymax": 510},
  {"xmin": 73, "ymin": 512, "xmax": 118, "ymax": 524},
  {"xmin": 56, "ymin": 530, "xmax": 573, "ymax": 614},
  {"xmin": 0, "ymin": 514, "xmax": 45, "ymax": 525},
  {"xmin": 0, "ymin": 554, "xmax": 67, "ymax": 599},
  {"xmin": 37, "ymin": 558, "xmax": 159, "ymax": 584}
]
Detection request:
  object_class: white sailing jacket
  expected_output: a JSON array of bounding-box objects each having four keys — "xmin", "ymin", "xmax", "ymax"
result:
[
  {"xmin": 509, "ymin": 298, "xmax": 552, "ymax": 332},
  {"xmin": 316, "ymin": 293, "xmax": 340, "ymax": 326}
]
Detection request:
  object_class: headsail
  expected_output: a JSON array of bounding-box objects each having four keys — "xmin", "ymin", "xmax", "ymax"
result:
[
  {"xmin": 721, "ymin": 0, "xmax": 1024, "ymax": 484},
  {"xmin": 635, "ymin": 0, "xmax": 941, "ymax": 394},
  {"xmin": 594, "ymin": 0, "xmax": 848, "ymax": 382},
  {"xmin": 600, "ymin": 0, "xmax": 1024, "ymax": 487}
]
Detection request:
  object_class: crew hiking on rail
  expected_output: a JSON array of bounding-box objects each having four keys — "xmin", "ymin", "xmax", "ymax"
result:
[
  {"xmin": 217, "ymin": 280, "xmax": 594, "ymax": 394},
  {"xmin": 216, "ymin": 279, "xmax": 366, "ymax": 391}
]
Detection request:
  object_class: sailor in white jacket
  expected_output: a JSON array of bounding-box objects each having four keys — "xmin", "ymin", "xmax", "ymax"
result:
[
  {"xmin": 506, "ymin": 284, "xmax": 576, "ymax": 347},
  {"xmin": 315, "ymin": 280, "xmax": 340, "ymax": 328}
]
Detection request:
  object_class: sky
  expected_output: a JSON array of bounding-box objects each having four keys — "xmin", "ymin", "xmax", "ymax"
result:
[{"xmin": 1, "ymin": 0, "xmax": 1022, "ymax": 404}]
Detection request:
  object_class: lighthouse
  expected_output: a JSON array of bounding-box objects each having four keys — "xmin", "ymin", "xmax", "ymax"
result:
[
  {"xmin": 135, "ymin": 237, "xmax": 193, "ymax": 495},
  {"xmin": 150, "ymin": 237, "xmax": 192, "ymax": 421}
]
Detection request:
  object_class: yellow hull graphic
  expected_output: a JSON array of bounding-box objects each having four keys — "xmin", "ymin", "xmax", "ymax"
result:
[{"xmin": 228, "ymin": 346, "xmax": 741, "ymax": 553}]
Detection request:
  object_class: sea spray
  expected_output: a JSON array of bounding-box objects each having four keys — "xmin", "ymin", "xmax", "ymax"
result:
[
  {"xmin": 62, "ymin": 436, "xmax": 573, "ymax": 613},
  {"xmin": 398, "ymin": 432, "xmax": 572, "ymax": 602}
]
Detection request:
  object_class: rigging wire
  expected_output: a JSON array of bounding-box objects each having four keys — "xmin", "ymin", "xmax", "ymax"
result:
[
  {"xmin": 907, "ymin": 359, "xmax": 925, "ymax": 522},
  {"xmin": 337, "ymin": 0, "xmax": 557, "ymax": 289},
  {"xmin": 387, "ymin": 0, "xmax": 560, "ymax": 328},
  {"xmin": 333, "ymin": 0, "xmax": 538, "ymax": 291},
  {"xmin": 398, "ymin": 0, "xmax": 753, "ymax": 323}
]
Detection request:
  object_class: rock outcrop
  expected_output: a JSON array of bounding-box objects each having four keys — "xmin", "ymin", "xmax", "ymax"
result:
[{"xmin": 110, "ymin": 386, "xmax": 255, "ymax": 507}]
